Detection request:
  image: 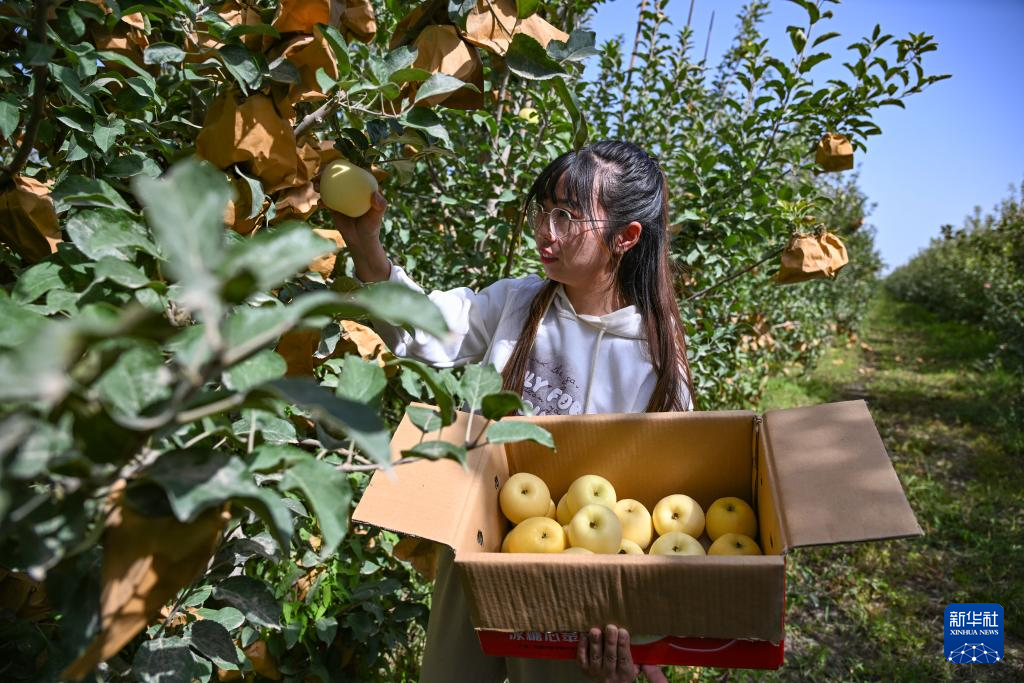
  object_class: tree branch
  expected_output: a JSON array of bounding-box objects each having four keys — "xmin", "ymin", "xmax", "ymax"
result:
[{"xmin": 0, "ymin": 0, "xmax": 51, "ymax": 188}]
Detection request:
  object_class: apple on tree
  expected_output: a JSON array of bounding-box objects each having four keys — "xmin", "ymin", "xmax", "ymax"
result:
[
  {"xmin": 319, "ymin": 159, "xmax": 378, "ymax": 217},
  {"xmin": 499, "ymin": 472, "xmax": 551, "ymax": 524}
]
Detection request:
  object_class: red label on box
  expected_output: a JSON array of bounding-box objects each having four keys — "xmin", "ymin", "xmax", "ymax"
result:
[{"xmin": 477, "ymin": 630, "xmax": 784, "ymax": 669}]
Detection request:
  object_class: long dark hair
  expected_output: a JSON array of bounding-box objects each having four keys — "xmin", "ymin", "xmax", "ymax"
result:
[{"xmin": 500, "ymin": 141, "xmax": 694, "ymax": 412}]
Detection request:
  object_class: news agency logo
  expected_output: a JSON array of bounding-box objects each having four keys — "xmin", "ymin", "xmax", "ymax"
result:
[{"xmin": 945, "ymin": 603, "xmax": 1003, "ymax": 664}]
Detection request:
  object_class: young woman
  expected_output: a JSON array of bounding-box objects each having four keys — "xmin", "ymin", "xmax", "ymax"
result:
[{"xmin": 328, "ymin": 140, "xmax": 692, "ymax": 682}]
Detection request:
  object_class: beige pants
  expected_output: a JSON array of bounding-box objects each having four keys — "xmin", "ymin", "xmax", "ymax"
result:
[{"xmin": 420, "ymin": 547, "xmax": 593, "ymax": 683}]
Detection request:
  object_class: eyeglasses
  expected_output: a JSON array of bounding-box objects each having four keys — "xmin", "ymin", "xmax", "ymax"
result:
[{"xmin": 526, "ymin": 201, "xmax": 619, "ymax": 243}]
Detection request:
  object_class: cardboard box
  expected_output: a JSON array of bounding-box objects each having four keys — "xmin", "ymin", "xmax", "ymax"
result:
[{"xmin": 353, "ymin": 400, "xmax": 922, "ymax": 668}]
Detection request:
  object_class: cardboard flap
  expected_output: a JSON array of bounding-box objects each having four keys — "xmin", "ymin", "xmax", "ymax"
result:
[
  {"xmin": 457, "ymin": 553, "xmax": 786, "ymax": 643},
  {"xmin": 762, "ymin": 400, "xmax": 923, "ymax": 551},
  {"xmin": 352, "ymin": 405, "xmax": 506, "ymax": 549}
]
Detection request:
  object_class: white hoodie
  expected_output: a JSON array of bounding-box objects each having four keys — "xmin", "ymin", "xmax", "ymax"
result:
[{"xmin": 372, "ymin": 265, "xmax": 693, "ymax": 414}]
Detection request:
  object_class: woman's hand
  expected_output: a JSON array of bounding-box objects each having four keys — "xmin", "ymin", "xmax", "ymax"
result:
[
  {"xmin": 316, "ymin": 184, "xmax": 391, "ymax": 283},
  {"xmin": 576, "ymin": 625, "xmax": 668, "ymax": 682}
]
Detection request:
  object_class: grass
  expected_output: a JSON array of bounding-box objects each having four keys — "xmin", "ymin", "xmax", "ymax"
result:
[{"xmin": 664, "ymin": 291, "xmax": 1023, "ymax": 682}]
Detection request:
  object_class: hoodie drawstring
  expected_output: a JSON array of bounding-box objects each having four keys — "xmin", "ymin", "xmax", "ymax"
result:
[{"xmin": 582, "ymin": 327, "xmax": 606, "ymax": 414}]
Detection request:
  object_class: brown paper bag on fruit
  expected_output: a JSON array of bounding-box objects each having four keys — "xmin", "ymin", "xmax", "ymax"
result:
[
  {"xmin": 774, "ymin": 231, "xmax": 849, "ymax": 284},
  {"xmin": 815, "ymin": 132, "xmax": 854, "ymax": 172}
]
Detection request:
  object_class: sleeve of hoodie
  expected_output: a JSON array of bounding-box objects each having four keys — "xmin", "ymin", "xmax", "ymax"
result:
[{"xmin": 366, "ymin": 264, "xmax": 530, "ymax": 368}]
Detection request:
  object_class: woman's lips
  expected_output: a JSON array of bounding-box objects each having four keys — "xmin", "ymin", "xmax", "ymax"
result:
[{"xmin": 539, "ymin": 250, "xmax": 558, "ymax": 264}]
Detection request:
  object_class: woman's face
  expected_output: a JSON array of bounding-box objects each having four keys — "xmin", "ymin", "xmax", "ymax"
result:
[{"xmin": 534, "ymin": 175, "xmax": 616, "ymax": 288}]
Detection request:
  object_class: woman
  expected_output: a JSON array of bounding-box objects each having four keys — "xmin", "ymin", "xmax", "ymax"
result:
[{"xmin": 329, "ymin": 141, "xmax": 691, "ymax": 682}]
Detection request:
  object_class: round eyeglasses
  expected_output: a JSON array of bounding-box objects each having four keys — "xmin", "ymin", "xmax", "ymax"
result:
[{"xmin": 526, "ymin": 201, "xmax": 619, "ymax": 243}]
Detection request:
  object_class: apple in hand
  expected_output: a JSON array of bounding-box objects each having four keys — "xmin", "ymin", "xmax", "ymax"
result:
[
  {"xmin": 556, "ymin": 493, "xmax": 573, "ymax": 525},
  {"xmin": 708, "ymin": 533, "xmax": 762, "ymax": 556},
  {"xmin": 649, "ymin": 532, "xmax": 706, "ymax": 556},
  {"xmin": 706, "ymin": 497, "xmax": 757, "ymax": 541},
  {"xmin": 504, "ymin": 517, "xmax": 566, "ymax": 553},
  {"xmin": 566, "ymin": 475, "xmax": 617, "ymax": 516},
  {"xmin": 618, "ymin": 539, "xmax": 644, "ymax": 555},
  {"xmin": 319, "ymin": 159, "xmax": 379, "ymax": 217},
  {"xmin": 614, "ymin": 499, "xmax": 654, "ymax": 550},
  {"xmin": 500, "ymin": 473, "xmax": 551, "ymax": 524},
  {"xmin": 652, "ymin": 494, "xmax": 705, "ymax": 538},
  {"xmin": 568, "ymin": 504, "xmax": 622, "ymax": 554}
]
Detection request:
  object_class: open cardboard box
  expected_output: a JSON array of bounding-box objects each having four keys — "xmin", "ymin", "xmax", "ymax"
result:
[{"xmin": 353, "ymin": 400, "xmax": 922, "ymax": 668}]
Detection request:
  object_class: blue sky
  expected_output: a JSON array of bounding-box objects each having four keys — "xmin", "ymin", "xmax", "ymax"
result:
[{"xmin": 583, "ymin": 0, "xmax": 1024, "ymax": 271}]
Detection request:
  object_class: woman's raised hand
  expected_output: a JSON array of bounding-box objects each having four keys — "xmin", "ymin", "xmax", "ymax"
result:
[{"xmin": 576, "ymin": 625, "xmax": 668, "ymax": 683}]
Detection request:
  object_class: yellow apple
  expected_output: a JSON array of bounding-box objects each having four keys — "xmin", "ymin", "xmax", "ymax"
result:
[
  {"xmin": 568, "ymin": 504, "xmax": 622, "ymax": 554},
  {"xmin": 618, "ymin": 539, "xmax": 644, "ymax": 555},
  {"xmin": 614, "ymin": 499, "xmax": 654, "ymax": 550},
  {"xmin": 706, "ymin": 497, "xmax": 757, "ymax": 541},
  {"xmin": 517, "ymin": 106, "xmax": 539, "ymax": 124},
  {"xmin": 566, "ymin": 475, "xmax": 617, "ymax": 516},
  {"xmin": 708, "ymin": 533, "xmax": 762, "ymax": 556},
  {"xmin": 320, "ymin": 159, "xmax": 379, "ymax": 217},
  {"xmin": 504, "ymin": 517, "xmax": 566, "ymax": 553},
  {"xmin": 546, "ymin": 499, "xmax": 557, "ymax": 520},
  {"xmin": 649, "ymin": 531, "xmax": 706, "ymax": 556},
  {"xmin": 556, "ymin": 493, "xmax": 573, "ymax": 525},
  {"xmin": 563, "ymin": 524, "xmax": 571, "ymax": 540},
  {"xmin": 563, "ymin": 546, "xmax": 593, "ymax": 554},
  {"xmin": 501, "ymin": 530, "xmax": 512, "ymax": 553},
  {"xmin": 499, "ymin": 472, "xmax": 551, "ymax": 524},
  {"xmin": 652, "ymin": 494, "xmax": 705, "ymax": 538}
]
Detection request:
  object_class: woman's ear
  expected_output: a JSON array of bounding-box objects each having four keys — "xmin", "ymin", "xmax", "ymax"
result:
[{"xmin": 616, "ymin": 221, "xmax": 643, "ymax": 252}]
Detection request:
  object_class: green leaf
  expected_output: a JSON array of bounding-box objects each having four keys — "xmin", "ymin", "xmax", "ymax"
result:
[
  {"xmin": 140, "ymin": 449, "xmax": 293, "ymax": 555},
  {"xmin": 0, "ymin": 295, "xmax": 47, "ymax": 348},
  {"xmin": 383, "ymin": 45, "xmax": 418, "ymax": 78},
  {"xmin": 316, "ymin": 23, "xmax": 351, "ymax": 76},
  {"xmin": 134, "ymin": 158, "xmax": 230, "ymax": 306},
  {"xmin": 800, "ymin": 52, "xmax": 831, "ymax": 73},
  {"xmin": 233, "ymin": 409, "xmax": 297, "ymax": 444},
  {"xmin": 506, "ymin": 34, "xmax": 565, "ymax": 80},
  {"xmin": 280, "ymin": 458, "xmax": 352, "ymax": 557},
  {"xmin": 407, "ymin": 405, "xmax": 441, "ymax": 433},
  {"xmin": 553, "ymin": 78, "xmax": 588, "ymax": 149},
  {"xmin": 223, "ymin": 23, "xmax": 280, "ymax": 43},
  {"xmin": 394, "ymin": 358, "xmax": 455, "ymax": 424},
  {"xmin": 248, "ymin": 444, "xmax": 309, "ymax": 473},
  {"xmin": 219, "ymin": 222, "xmax": 338, "ymax": 293},
  {"xmin": 93, "ymin": 119, "xmax": 126, "ymax": 154},
  {"xmin": 263, "ymin": 378, "xmax": 391, "ymax": 464},
  {"xmin": 447, "ymin": 0, "xmax": 477, "ymax": 31},
  {"xmin": 481, "ymin": 391, "xmax": 529, "ymax": 419},
  {"xmin": 390, "ymin": 66, "xmax": 432, "ymax": 85},
  {"xmin": 351, "ymin": 281, "xmax": 449, "ymax": 339},
  {"xmin": 94, "ymin": 256, "xmax": 149, "ymax": 289},
  {"xmin": 65, "ymin": 208, "xmax": 158, "ymax": 260},
  {"xmin": 459, "ymin": 365, "xmax": 503, "ymax": 411},
  {"xmin": 144, "ymin": 43, "xmax": 186, "ymax": 65},
  {"xmin": 787, "ymin": 25, "xmax": 807, "ymax": 54},
  {"xmin": 516, "ymin": 0, "xmax": 541, "ymax": 19},
  {"xmin": 399, "ymin": 107, "xmax": 451, "ymax": 147},
  {"xmin": 414, "ymin": 73, "xmax": 478, "ymax": 104},
  {"xmin": 335, "ymin": 355, "xmax": 386, "ymax": 406},
  {"xmin": 189, "ymin": 620, "xmax": 239, "ymax": 670},
  {"xmin": 485, "ymin": 420, "xmax": 555, "ymax": 449},
  {"xmin": 218, "ymin": 44, "xmax": 262, "ymax": 93},
  {"xmin": 213, "ymin": 576, "xmax": 282, "ymax": 630},
  {"xmin": 133, "ymin": 637, "xmax": 196, "ymax": 683},
  {"xmin": 223, "ymin": 349, "xmax": 287, "ymax": 392},
  {"xmin": 12, "ymin": 262, "xmax": 69, "ymax": 304},
  {"xmin": 0, "ymin": 95, "xmax": 19, "ymax": 141},
  {"xmin": 96, "ymin": 343, "xmax": 173, "ymax": 416},
  {"xmin": 52, "ymin": 176, "xmax": 133, "ymax": 213},
  {"xmin": 193, "ymin": 607, "xmax": 245, "ymax": 631},
  {"xmin": 234, "ymin": 167, "xmax": 265, "ymax": 221},
  {"xmin": 546, "ymin": 30, "xmax": 599, "ymax": 63},
  {"xmin": 401, "ymin": 440, "xmax": 466, "ymax": 464}
]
